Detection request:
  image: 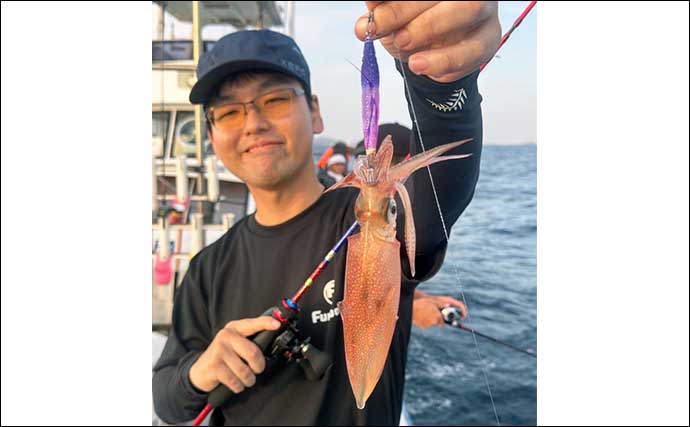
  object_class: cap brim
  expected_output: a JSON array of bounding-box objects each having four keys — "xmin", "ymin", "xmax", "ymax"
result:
[{"xmin": 189, "ymin": 60, "xmax": 305, "ymax": 105}]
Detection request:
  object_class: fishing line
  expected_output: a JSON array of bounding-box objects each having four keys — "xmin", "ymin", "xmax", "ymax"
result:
[
  {"xmin": 395, "ymin": 45, "xmax": 501, "ymax": 425},
  {"xmin": 392, "ymin": 2, "xmax": 538, "ymax": 423}
]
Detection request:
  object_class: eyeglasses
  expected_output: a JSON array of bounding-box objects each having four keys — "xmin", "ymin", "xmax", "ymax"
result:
[{"xmin": 206, "ymin": 87, "xmax": 306, "ymax": 131}]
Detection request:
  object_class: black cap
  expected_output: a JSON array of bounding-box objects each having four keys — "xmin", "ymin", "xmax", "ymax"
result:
[{"xmin": 189, "ymin": 29, "xmax": 311, "ymax": 105}]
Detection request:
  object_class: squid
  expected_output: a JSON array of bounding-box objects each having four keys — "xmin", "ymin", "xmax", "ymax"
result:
[{"xmin": 325, "ymin": 37, "xmax": 473, "ymax": 409}]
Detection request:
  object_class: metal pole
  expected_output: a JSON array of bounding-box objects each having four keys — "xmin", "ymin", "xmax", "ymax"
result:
[
  {"xmin": 258, "ymin": 1, "xmax": 265, "ymax": 29},
  {"xmin": 286, "ymin": 1, "xmax": 295, "ymax": 38},
  {"xmin": 157, "ymin": 2, "xmax": 164, "ymax": 41},
  {"xmin": 192, "ymin": 0, "xmax": 204, "ymax": 215}
]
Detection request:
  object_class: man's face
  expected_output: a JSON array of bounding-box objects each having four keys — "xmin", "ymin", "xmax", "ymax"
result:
[
  {"xmin": 329, "ymin": 163, "xmax": 347, "ymax": 176},
  {"xmin": 207, "ymin": 73, "xmax": 323, "ymax": 189}
]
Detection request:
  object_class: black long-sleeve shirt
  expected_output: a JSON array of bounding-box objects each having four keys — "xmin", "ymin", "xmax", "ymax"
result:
[{"xmin": 152, "ymin": 64, "xmax": 482, "ymax": 426}]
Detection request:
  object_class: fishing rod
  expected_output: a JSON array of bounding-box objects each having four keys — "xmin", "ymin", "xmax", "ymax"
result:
[
  {"xmin": 441, "ymin": 307, "xmax": 536, "ymax": 358},
  {"xmin": 480, "ymin": 0, "xmax": 537, "ymax": 72},
  {"xmin": 192, "ymin": 221, "xmax": 360, "ymax": 426}
]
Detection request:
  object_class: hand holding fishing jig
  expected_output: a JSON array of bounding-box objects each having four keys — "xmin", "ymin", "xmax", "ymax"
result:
[{"xmin": 354, "ymin": 1, "xmax": 501, "ymax": 82}]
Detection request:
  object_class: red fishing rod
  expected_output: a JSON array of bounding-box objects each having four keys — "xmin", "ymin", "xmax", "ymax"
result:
[{"xmin": 480, "ymin": 0, "xmax": 537, "ymax": 72}]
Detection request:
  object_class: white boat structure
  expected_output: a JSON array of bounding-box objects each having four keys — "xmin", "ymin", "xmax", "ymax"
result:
[{"xmin": 151, "ymin": 1, "xmax": 290, "ymax": 329}]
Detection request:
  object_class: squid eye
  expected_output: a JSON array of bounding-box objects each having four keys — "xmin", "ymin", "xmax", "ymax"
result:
[{"xmin": 386, "ymin": 199, "xmax": 397, "ymax": 223}]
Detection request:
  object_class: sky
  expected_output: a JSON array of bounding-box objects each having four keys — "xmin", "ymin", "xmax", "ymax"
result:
[{"xmin": 153, "ymin": 1, "xmax": 536, "ymax": 145}]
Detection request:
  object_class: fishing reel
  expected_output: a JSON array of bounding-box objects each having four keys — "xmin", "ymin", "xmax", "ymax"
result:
[
  {"xmin": 258, "ymin": 303, "xmax": 333, "ymax": 382},
  {"xmin": 441, "ymin": 306, "xmax": 464, "ymax": 327},
  {"xmin": 207, "ymin": 300, "xmax": 332, "ymax": 409}
]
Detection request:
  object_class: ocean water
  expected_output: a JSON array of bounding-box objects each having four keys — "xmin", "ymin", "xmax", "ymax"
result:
[{"xmin": 403, "ymin": 144, "xmax": 537, "ymax": 426}]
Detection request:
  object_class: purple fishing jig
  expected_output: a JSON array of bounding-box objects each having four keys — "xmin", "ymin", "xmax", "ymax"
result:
[{"xmin": 361, "ymin": 19, "xmax": 380, "ymax": 155}]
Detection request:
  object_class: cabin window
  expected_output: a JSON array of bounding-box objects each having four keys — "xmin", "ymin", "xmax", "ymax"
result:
[
  {"xmin": 152, "ymin": 40, "xmax": 215, "ymax": 62},
  {"xmin": 172, "ymin": 111, "xmax": 211, "ymax": 158},
  {"xmin": 152, "ymin": 111, "xmax": 170, "ymax": 158}
]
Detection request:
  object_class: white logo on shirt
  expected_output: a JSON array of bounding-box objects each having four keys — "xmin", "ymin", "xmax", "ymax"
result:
[
  {"xmin": 310, "ymin": 280, "xmax": 340, "ymax": 324},
  {"xmin": 323, "ymin": 279, "xmax": 335, "ymax": 305},
  {"xmin": 426, "ymin": 88, "xmax": 467, "ymax": 112},
  {"xmin": 311, "ymin": 307, "xmax": 341, "ymax": 324}
]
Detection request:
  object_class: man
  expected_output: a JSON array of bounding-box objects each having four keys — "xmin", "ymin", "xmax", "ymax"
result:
[
  {"xmin": 317, "ymin": 153, "xmax": 348, "ymax": 188},
  {"xmin": 326, "ymin": 154, "xmax": 347, "ymax": 180},
  {"xmin": 316, "ymin": 141, "xmax": 351, "ymax": 171},
  {"xmin": 153, "ymin": 2, "xmax": 500, "ymax": 425}
]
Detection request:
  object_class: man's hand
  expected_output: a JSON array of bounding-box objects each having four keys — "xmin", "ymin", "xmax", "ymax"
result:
[
  {"xmin": 413, "ymin": 290, "xmax": 467, "ymax": 329},
  {"xmin": 189, "ymin": 316, "xmax": 282, "ymax": 393},
  {"xmin": 355, "ymin": 1, "xmax": 501, "ymax": 83}
]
